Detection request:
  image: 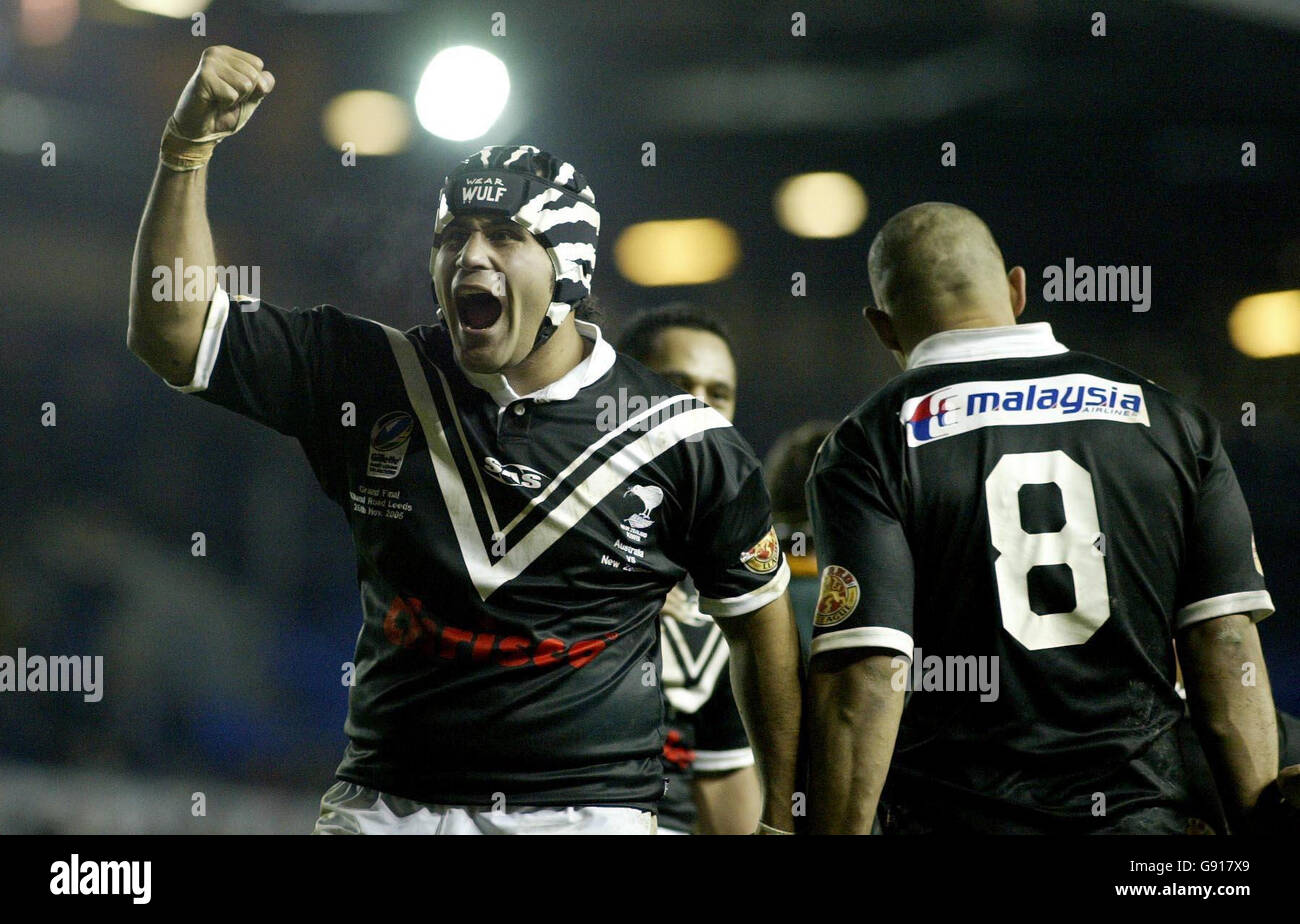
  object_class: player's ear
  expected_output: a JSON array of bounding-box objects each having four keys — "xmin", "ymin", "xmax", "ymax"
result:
[
  {"xmin": 863, "ymin": 306, "xmax": 902, "ymax": 352},
  {"xmin": 1007, "ymin": 265, "xmax": 1027, "ymax": 318}
]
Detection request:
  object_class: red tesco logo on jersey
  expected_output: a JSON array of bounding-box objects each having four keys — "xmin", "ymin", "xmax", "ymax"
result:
[{"xmin": 383, "ymin": 594, "xmax": 615, "ymax": 669}]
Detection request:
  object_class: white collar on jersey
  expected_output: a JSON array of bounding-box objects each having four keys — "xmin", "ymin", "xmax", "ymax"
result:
[
  {"xmin": 906, "ymin": 322, "xmax": 1068, "ymax": 370},
  {"xmin": 463, "ymin": 319, "xmax": 616, "ymax": 408}
]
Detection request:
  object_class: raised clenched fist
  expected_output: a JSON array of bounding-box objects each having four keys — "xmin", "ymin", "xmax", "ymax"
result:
[{"xmin": 170, "ymin": 45, "xmax": 274, "ymax": 142}]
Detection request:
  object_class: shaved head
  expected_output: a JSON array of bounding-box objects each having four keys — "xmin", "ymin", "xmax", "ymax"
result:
[{"xmin": 864, "ymin": 202, "xmax": 1026, "ymax": 364}]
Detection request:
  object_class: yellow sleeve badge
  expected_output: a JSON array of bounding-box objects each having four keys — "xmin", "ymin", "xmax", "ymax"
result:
[{"xmin": 740, "ymin": 526, "xmax": 781, "ymax": 574}]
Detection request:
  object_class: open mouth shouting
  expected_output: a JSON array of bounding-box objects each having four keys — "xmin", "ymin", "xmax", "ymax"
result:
[{"xmin": 453, "ymin": 277, "xmax": 507, "ymax": 332}]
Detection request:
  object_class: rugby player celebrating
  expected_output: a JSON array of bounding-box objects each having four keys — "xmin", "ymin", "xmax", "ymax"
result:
[{"xmin": 128, "ymin": 46, "xmax": 800, "ymax": 834}]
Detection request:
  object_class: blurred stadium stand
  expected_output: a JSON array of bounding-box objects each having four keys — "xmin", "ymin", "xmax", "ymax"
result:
[{"xmin": 0, "ymin": 760, "xmax": 317, "ymax": 834}]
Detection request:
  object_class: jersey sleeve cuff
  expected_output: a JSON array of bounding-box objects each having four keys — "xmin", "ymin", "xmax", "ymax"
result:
[
  {"xmin": 698, "ymin": 558, "xmax": 791, "ymax": 618},
  {"xmin": 163, "ymin": 286, "xmax": 231, "ymax": 394},
  {"xmin": 811, "ymin": 626, "xmax": 914, "ymax": 660},
  {"xmin": 691, "ymin": 747, "xmax": 755, "ymax": 774},
  {"xmin": 1175, "ymin": 589, "xmax": 1275, "ymax": 630}
]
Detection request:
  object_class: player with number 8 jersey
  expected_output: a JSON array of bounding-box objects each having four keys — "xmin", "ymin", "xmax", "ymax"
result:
[{"xmin": 805, "ymin": 203, "xmax": 1278, "ymax": 834}]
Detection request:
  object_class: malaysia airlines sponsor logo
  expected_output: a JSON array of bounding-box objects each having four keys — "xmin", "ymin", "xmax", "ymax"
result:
[
  {"xmin": 903, "ymin": 391, "xmax": 962, "ymax": 443},
  {"xmin": 482, "ymin": 456, "xmax": 547, "ymax": 490},
  {"xmin": 900, "ymin": 374, "xmax": 1150, "ymax": 447}
]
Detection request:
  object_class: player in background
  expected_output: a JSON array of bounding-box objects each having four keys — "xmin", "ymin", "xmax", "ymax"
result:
[
  {"xmin": 764, "ymin": 421, "xmax": 842, "ymax": 833},
  {"xmin": 805, "ymin": 202, "xmax": 1299, "ymax": 834},
  {"xmin": 763, "ymin": 422, "xmax": 837, "ymax": 663},
  {"xmin": 128, "ymin": 46, "xmax": 802, "ymax": 834},
  {"xmin": 619, "ymin": 305, "xmax": 759, "ymax": 834}
]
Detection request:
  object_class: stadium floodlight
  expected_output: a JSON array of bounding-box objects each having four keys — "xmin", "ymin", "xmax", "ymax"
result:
[
  {"xmin": 1229, "ymin": 290, "xmax": 1300, "ymax": 358},
  {"xmin": 19, "ymin": 0, "xmax": 79, "ymax": 46},
  {"xmin": 114, "ymin": 0, "xmax": 211, "ymax": 17},
  {"xmin": 414, "ymin": 46, "xmax": 510, "ymax": 142},
  {"xmin": 322, "ymin": 91, "xmax": 412, "ymax": 156},
  {"xmin": 614, "ymin": 219, "xmax": 741, "ymax": 286},
  {"xmin": 773, "ymin": 171, "xmax": 868, "ymax": 239}
]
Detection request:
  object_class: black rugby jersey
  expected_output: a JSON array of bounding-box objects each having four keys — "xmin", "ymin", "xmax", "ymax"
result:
[
  {"xmin": 808, "ymin": 322, "xmax": 1273, "ymax": 825},
  {"xmin": 168, "ymin": 288, "xmax": 789, "ymax": 808},
  {"xmin": 657, "ymin": 579, "xmax": 754, "ymax": 833}
]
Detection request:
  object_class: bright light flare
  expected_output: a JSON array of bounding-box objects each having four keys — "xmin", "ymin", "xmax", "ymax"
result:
[
  {"xmin": 322, "ymin": 91, "xmax": 412, "ymax": 156},
  {"xmin": 614, "ymin": 219, "xmax": 741, "ymax": 286},
  {"xmin": 414, "ymin": 46, "xmax": 510, "ymax": 142},
  {"xmin": 773, "ymin": 172, "xmax": 868, "ymax": 238},
  {"xmin": 1229, "ymin": 290, "xmax": 1300, "ymax": 359},
  {"xmin": 20, "ymin": 0, "xmax": 79, "ymax": 46},
  {"xmin": 114, "ymin": 0, "xmax": 210, "ymax": 17}
]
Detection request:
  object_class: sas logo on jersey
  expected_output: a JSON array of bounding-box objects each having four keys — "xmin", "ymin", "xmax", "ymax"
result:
[
  {"xmin": 482, "ymin": 457, "xmax": 547, "ymax": 490},
  {"xmin": 814, "ymin": 565, "xmax": 860, "ymax": 627},
  {"xmin": 367, "ymin": 411, "xmax": 415, "ymax": 479},
  {"xmin": 900, "ymin": 374, "xmax": 1151, "ymax": 447},
  {"xmin": 623, "ymin": 484, "xmax": 665, "ymax": 530},
  {"xmin": 740, "ymin": 527, "xmax": 781, "ymax": 574}
]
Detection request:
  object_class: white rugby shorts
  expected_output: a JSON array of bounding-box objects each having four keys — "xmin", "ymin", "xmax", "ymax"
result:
[{"xmin": 313, "ymin": 781, "xmax": 657, "ymax": 835}]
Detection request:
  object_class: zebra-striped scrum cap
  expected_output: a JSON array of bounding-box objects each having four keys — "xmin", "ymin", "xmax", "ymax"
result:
[{"xmin": 434, "ymin": 145, "xmax": 600, "ymax": 325}]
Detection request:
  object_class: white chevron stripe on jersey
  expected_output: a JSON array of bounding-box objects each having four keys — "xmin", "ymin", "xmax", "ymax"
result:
[
  {"xmin": 381, "ymin": 325, "xmax": 492, "ymax": 585},
  {"xmin": 381, "ymin": 325, "xmax": 730, "ymax": 599},
  {"xmin": 661, "ymin": 618, "xmax": 729, "ymax": 714},
  {"xmin": 435, "ymin": 367, "xmax": 694, "ymax": 542},
  {"xmin": 664, "ymin": 620, "xmax": 726, "ymax": 682},
  {"xmin": 499, "ymin": 394, "xmax": 698, "ymax": 537},
  {"xmin": 431, "ymin": 363, "xmax": 502, "ymax": 537},
  {"xmin": 486, "ymin": 406, "xmax": 727, "ymax": 596}
]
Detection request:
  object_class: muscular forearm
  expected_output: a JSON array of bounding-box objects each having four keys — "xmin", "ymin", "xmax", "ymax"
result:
[
  {"xmin": 807, "ymin": 649, "xmax": 905, "ymax": 834},
  {"xmin": 127, "ymin": 161, "xmax": 215, "ymax": 385},
  {"xmin": 128, "ymin": 45, "xmax": 273, "ymax": 384},
  {"xmin": 1180, "ymin": 614, "xmax": 1278, "ymax": 825},
  {"xmin": 718, "ymin": 595, "xmax": 802, "ymax": 831}
]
